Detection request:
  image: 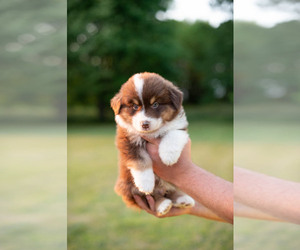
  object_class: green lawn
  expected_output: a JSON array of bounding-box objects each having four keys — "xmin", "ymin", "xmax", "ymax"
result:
[
  {"xmin": 68, "ymin": 105, "xmax": 233, "ymax": 250},
  {"xmin": 0, "ymin": 128, "xmax": 67, "ymax": 250},
  {"xmin": 234, "ymin": 103, "xmax": 300, "ymax": 250},
  {"xmin": 235, "ymin": 139, "xmax": 300, "ymax": 250}
]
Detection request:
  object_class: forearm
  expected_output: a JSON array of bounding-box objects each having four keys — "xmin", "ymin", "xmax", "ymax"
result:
[
  {"xmin": 174, "ymin": 163, "xmax": 233, "ymax": 224},
  {"xmin": 189, "ymin": 202, "xmax": 228, "ymax": 222},
  {"xmin": 234, "ymin": 166, "xmax": 300, "ymax": 224},
  {"xmin": 234, "ymin": 202, "xmax": 282, "ymax": 221}
]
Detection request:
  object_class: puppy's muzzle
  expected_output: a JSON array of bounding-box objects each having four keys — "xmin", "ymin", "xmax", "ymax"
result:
[{"xmin": 140, "ymin": 121, "xmax": 150, "ymax": 130}]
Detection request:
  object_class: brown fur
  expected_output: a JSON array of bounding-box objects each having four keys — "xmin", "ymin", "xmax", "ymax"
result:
[{"xmin": 111, "ymin": 72, "xmax": 185, "ymax": 210}]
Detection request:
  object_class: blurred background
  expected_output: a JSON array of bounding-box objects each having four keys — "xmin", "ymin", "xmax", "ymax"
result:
[
  {"xmin": 0, "ymin": 0, "xmax": 66, "ymax": 249},
  {"xmin": 68, "ymin": 0, "xmax": 233, "ymax": 249},
  {"xmin": 4, "ymin": 0, "xmax": 298, "ymax": 249},
  {"xmin": 234, "ymin": 0, "xmax": 300, "ymax": 249},
  {"xmin": 67, "ymin": 0, "xmax": 233, "ymax": 122}
]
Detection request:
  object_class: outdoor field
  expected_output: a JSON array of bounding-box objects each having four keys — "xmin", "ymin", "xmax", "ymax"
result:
[
  {"xmin": 0, "ymin": 126, "xmax": 67, "ymax": 250},
  {"xmin": 67, "ymin": 105, "xmax": 233, "ymax": 250},
  {"xmin": 234, "ymin": 103, "xmax": 300, "ymax": 250}
]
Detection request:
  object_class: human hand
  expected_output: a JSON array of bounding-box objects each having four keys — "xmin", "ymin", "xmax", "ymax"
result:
[
  {"xmin": 133, "ymin": 195, "xmax": 192, "ymax": 218},
  {"xmin": 142, "ymin": 136, "xmax": 194, "ymax": 184},
  {"xmin": 133, "ymin": 194, "xmax": 226, "ymax": 221},
  {"xmin": 137, "ymin": 137, "xmax": 231, "ymax": 222}
]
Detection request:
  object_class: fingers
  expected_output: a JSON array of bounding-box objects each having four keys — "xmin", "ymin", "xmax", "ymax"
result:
[
  {"xmin": 133, "ymin": 195, "xmax": 150, "ymax": 212},
  {"xmin": 158, "ymin": 207, "xmax": 187, "ymax": 218},
  {"xmin": 133, "ymin": 195, "xmax": 156, "ymax": 215},
  {"xmin": 133, "ymin": 194, "xmax": 191, "ymax": 218},
  {"xmin": 141, "ymin": 136, "xmax": 161, "ymax": 145},
  {"xmin": 146, "ymin": 195, "xmax": 156, "ymax": 211}
]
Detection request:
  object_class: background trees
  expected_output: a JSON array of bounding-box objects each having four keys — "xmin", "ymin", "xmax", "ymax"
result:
[
  {"xmin": 235, "ymin": 20, "xmax": 300, "ymax": 104},
  {"xmin": 68, "ymin": 0, "xmax": 233, "ymax": 121}
]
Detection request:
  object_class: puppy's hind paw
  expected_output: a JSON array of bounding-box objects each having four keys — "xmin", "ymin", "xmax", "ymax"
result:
[
  {"xmin": 173, "ymin": 195, "xmax": 195, "ymax": 208},
  {"xmin": 156, "ymin": 199, "xmax": 173, "ymax": 216}
]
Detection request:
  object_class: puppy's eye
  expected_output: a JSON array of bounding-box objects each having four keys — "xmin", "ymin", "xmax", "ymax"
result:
[
  {"xmin": 132, "ymin": 104, "xmax": 139, "ymax": 110},
  {"xmin": 152, "ymin": 102, "xmax": 159, "ymax": 109}
]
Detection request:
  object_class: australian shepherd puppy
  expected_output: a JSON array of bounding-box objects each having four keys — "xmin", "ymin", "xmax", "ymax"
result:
[{"xmin": 111, "ymin": 72, "xmax": 195, "ymax": 216}]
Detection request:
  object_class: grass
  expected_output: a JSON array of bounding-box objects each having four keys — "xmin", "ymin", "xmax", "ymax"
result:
[
  {"xmin": 0, "ymin": 128, "xmax": 67, "ymax": 250},
  {"xmin": 235, "ymin": 138, "xmax": 300, "ymax": 250},
  {"xmin": 234, "ymin": 103, "xmax": 300, "ymax": 250},
  {"xmin": 2, "ymin": 102, "xmax": 299, "ymax": 249},
  {"xmin": 68, "ymin": 104, "xmax": 233, "ymax": 250}
]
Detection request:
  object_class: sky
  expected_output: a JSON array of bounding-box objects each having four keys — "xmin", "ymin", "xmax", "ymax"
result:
[
  {"xmin": 161, "ymin": 0, "xmax": 299, "ymax": 27},
  {"xmin": 235, "ymin": 0, "xmax": 299, "ymax": 27},
  {"xmin": 157, "ymin": 0, "xmax": 231, "ymax": 27}
]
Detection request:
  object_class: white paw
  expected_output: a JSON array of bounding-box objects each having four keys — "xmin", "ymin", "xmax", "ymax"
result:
[
  {"xmin": 136, "ymin": 179, "xmax": 154, "ymax": 194},
  {"xmin": 158, "ymin": 130, "xmax": 189, "ymax": 166},
  {"xmin": 156, "ymin": 199, "xmax": 173, "ymax": 216},
  {"xmin": 130, "ymin": 168, "xmax": 155, "ymax": 194},
  {"xmin": 173, "ymin": 195, "xmax": 195, "ymax": 208},
  {"xmin": 159, "ymin": 142, "xmax": 182, "ymax": 166}
]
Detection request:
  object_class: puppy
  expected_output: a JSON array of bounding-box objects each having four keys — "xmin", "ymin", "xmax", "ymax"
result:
[{"xmin": 111, "ymin": 72, "xmax": 195, "ymax": 216}]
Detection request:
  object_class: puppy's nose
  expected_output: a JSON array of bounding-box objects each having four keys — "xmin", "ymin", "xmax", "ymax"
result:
[{"xmin": 141, "ymin": 121, "xmax": 150, "ymax": 129}]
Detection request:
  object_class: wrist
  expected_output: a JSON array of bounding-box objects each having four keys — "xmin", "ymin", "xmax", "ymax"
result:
[{"xmin": 172, "ymin": 161, "xmax": 197, "ymax": 188}]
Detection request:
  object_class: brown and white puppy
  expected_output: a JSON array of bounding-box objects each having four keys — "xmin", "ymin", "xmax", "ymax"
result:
[{"xmin": 111, "ymin": 72, "xmax": 194, "ymax": 216}]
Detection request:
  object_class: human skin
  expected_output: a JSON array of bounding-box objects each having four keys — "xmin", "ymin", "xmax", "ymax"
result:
[
  {"xmin": 234, "ymin": 201, "xmax": 282, "ymax": 221},
  {"xmin": 133, "ymin": 194, "xmax": 226, "ymax": 222},
  {"xmin": 234, "ymin": 166, "xmax": 300, "ymax": 224},
  {"xmin": 133, "ymin": 137, "xmax": 300, "ymax": 224},
  {"xmin": 135, "ymin": 138, "xmax": 233, "ymax": 224}
]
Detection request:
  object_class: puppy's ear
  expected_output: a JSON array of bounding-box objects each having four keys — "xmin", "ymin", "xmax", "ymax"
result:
[
  {"xmin": 111, "ymin": 92, "xmax": 122, "ymax": 115},
  {"xmin": 169, "ymin": 86, "xmax": 183, "ymax": 111}
]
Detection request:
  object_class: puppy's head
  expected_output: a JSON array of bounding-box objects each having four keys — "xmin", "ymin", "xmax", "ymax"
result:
[{"xmin": 111, "ymin": 72, "xmax": 183, "ymax": 134}]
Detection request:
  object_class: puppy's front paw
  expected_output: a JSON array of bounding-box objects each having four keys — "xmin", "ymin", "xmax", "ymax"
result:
[
  {"xmin": 158, "ymin": 130, "xmax": 189, "ymax": 166},
  {"xmin": 173, "ymin": 195, "xmax": 195, "ymax": 208},
  {"xmin": 131, "ymin": 168, "xmax": 155, "ymax": 194},
  {"xmin": 159, "ymin": 142, "xmax": 182, "ymax": 166}
]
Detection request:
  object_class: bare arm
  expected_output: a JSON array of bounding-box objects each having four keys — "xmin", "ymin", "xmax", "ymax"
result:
[
  {"xmin": 234, "ymin": 202, "xmax": 282, "ymax": 221},
  {"xmin": 144, "ymin": 138, "xmax": 233, "ymax": 224},
  {"xmin": 234, "ymin": 166, "xmax": 300, "ymax": 224}
]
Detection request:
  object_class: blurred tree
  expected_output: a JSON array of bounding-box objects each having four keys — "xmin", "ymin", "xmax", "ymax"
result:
[
  {"xmin": 173, "ymin": 21, "xmax": 216, "ymax": 103},
  {"xmin": 68, "ymin": 0, "xmax": 233, "ymax": 122},
  {"xmin": 173, "ymin": 20, "xmax": 233, "ymax": 103},
  {"xmin": 68, "ymin": 0, "xmax": 179, "ymax": 121},
  {"xmin": 213, "ymin": 20, "xmax": 233, "ymax": 103},
  {"xmin": 0, "ymin": 0, "xmax": 66, "ymax": 122},
  {"xmin": 210, "ymin": 0, "xmax": 233, "ymax": 12},
  {"xmin": 235, "ymin": 21, "xmax": 300, "ymax": 103},
  {"xmin": 259, "ymin": 0, "xmax": 300, "ymax": 14}
]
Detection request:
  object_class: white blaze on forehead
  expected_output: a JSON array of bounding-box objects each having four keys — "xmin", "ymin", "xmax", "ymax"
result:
[{"xmin": 133, "ymin": 74, "xmax": 144, "ymax": 103}]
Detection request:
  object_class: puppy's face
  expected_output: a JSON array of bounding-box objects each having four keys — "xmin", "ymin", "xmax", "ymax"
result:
[{"xmin": 111, "ymin": 72, "xmax": 183, "ymax": 134}]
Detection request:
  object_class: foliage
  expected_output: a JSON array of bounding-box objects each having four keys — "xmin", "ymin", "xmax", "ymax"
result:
[
  {"xmin": 210, "ymin": 0, "xmax": 233, "ymax": 12},
  {"xmin": 234, "ymin": 21, "xmax": 300, "ymax": 103},
  {"xmin": 0, "ymin": 0, "xmax": 66, "ymax": 121},
  {"xmin": 172, "ymin": 20, "xmax": 233, "ymax": 104},
  {"xmin": 68, "ymin": 0, "xmax": 177, "ymax": 120},
  {"xmin": 258, "ymin": 0, "xmax": 300, "ymax": 16},
  {"xmin": 68, "ymin": 0, "xmax": 233, "ymax": 121}
]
